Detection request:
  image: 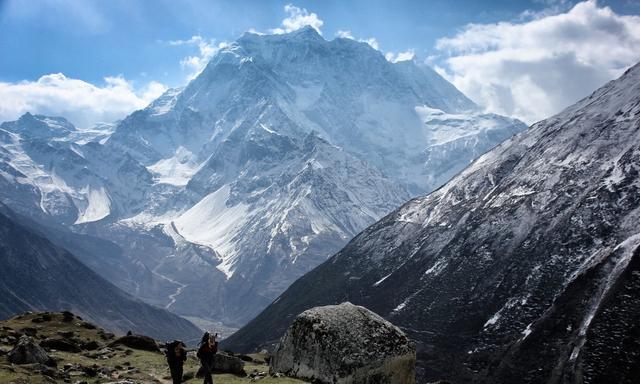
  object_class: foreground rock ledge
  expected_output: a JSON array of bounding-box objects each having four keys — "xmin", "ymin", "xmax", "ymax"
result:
[{"xmin": 270, "ymin": 302, "xmax": 415, "ymax": 384}]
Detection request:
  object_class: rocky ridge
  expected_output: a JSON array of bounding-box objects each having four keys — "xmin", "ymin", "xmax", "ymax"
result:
[{"xmin": 224, "ymin": 62, "xmax": 640, "ymax": 383}]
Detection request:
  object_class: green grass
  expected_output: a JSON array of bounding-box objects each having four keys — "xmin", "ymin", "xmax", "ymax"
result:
[{"xmin": 0, "ymin": 312, "xmax": 306, "ymax": 384}]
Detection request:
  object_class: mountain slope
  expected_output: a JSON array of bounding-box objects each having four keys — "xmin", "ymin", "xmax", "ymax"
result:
[
  {"xmin": 223, "ymin": 63, "xmax": 640, "ymax": 383},
  {"xmin": 0, "ymin": 27, "xmax": 525, "ymax": 330},
  {"xmin": 0, "ymin": 203, "xmax": 202, "ymax": 342},
  {"xmin": 103, "ymin": 27, "xmax": 523, "ymax": 327}
]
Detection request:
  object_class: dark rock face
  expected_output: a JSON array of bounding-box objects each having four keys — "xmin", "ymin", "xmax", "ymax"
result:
[
  {"xmin": 41, "ymin": 338, "xmax": 81, "ymax": 353},
  {"xmin": 225, "ymin": 63, "xmax": 640, "ymax": 384},
  {"xmin": 270, "ymin": 302, "xmax": 415, "ymax": 384},
  {"xmin": 109, "ymin": 335, "xmax": 160, "ymax": 352},
  {"xmin": 0, "ymin": 205, "xmax": 201, "ymax": 342},
  {"xmin": 8, "ymin": 336, "xmax": 56, "ymax": 366}
]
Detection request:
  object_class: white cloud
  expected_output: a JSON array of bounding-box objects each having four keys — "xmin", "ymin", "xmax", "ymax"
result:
[
  {"xmin": 336, "ymin": 30, "xmax": 354, "ymax": 39},
  {"xmin": 0, "ymin": 73, "xmax": 167, "ymax": 129},
  {"xmin": 435, "ymin": 0, "xmax": 640, "ymax": 124},
  {"xmin": 334, "ymin": 30, "xmax": 416, "ymax": 62},
  {"xmin": 270, "ymin": 4, "xmax": 324, "ymax": 35},
  {"xmin": 169, "ymin": 35, "xmax": 228, "ymax": 80},
  {"xmin": 385, "ymin": 50, "xmax": 415, "ymax": 63},
  {"xmin": 362, "ymin": 37, "xmax": 380, "ymax": 51},
  {"xmin": 334, "ymin": 30, "xmax": 382, "ymax": 51}
]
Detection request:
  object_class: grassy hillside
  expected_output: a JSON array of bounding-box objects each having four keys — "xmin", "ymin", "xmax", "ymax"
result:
[{"xmin": 0, "ymin": 312, "xmax": 304, "ymax": 384}]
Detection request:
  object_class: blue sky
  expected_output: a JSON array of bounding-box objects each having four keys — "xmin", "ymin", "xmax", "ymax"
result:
[{"xmin": 1, "ymin": 0, "xmax": 640, "ymax": 126}]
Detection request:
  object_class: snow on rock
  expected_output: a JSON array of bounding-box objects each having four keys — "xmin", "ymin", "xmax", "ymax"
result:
[
  {"xmin": 173, "ymin": 185, "xmax": 248, "ymax": 279},
  {"xmin": 147, "ymin": 146, "xmax": 200, "ymax": 186},
  {"xmin": 0, "ymin": 27, "xmax": 526, "ymax": 330},
  {"xmin": 224, "ymin": 63, "xmax": 640, "ymax": 384},
  {"xmin": 74, "ymin": 186, "xmax": 112, "ymax": 224}
]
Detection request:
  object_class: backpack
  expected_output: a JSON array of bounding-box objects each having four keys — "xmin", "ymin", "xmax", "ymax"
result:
[
  {"xmin": 165, "ymin": 340, "xmax": 182, "ymax": 359},
  {"xmin": 196, "ymin": 344, "xmax": 204, "ymax": 359}
]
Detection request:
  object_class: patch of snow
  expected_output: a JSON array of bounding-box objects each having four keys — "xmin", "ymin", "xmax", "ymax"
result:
[
  {"xmin": 373, "ymin": 273, "xmax": 392, "ymax": 287},
  {"xmin": 148, "ymin": 88, "xmax": 182, "ymax": 116},
  {"xmin": 259, "ymin": 123, "xmax": 277, "ymax": 135},
  {"xmin": 483, "ymin": 312, "xmax": 501, "ymax": 328},
  {"xmin": 119, "ymin": 210, "xmax": 181, "ymax": 230},
  {"xmin": 521, "ymin": 323, "xmax": 533, "ymax": 339},
  {"xmin": 147, "ymin": 146, "xmax": 200, "ymax": 186},
  {"xmin": 74, "ymin": 186, "xmax": 111, "ymax": 224},
  {"xmin": 424, "ymin": 258, "xmax": 447, "ymax": 276},
  {"xmin": 393, "ymin": 301, "xmax": 407, "ymax": 312},
  {"xmin": 569, "ymin": 233, "xmax": 640, "ymax": 361},
  {"xmin": 173, "ymin": 185, "xmax": 249, "ymax": 279}
]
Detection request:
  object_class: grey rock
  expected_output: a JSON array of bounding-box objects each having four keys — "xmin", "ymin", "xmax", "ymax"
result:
[
  {"xmin": 196, "ymin": 352, "xmax": 245, "ymax": 376},
  {"xmin": 270, "ymin": 302, "xmax": 415, "ymax": 384},
  {"xmin": 213, "ymin": 352, "xmax": 246, "ymax": 375},
  {"xmin": 8, "ymin": 335, "xmax": 56, "ymax": 366},
  {"xmin": 108, "ymin": 335, "xmax": 159, "ymax": 352},
  {"xmin": 80, "ymin": 340, "xmax": 101, "ymax": 351}
]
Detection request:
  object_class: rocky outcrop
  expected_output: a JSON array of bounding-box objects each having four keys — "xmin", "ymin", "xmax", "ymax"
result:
[
  {"xmin": 270, "ymin": 302, "xmax": 415, "ymax": 384},
  {"xmin": 109, "ymin": 334, "xmax": 160, "ymax": 352},
  {"xmin": 8, "ymin": 336, "xmax": 56, "ymax": 366},
  {"xmin": 41, "ymin": 338, "xmax": 82, "ymax": 353},
  {"xmin": 196, "ymin": 352, "xmax": 246, "ymax": 376},
  {"xmin": 213, "ymin": 352, "xmax": 246, "ymax": 374}
]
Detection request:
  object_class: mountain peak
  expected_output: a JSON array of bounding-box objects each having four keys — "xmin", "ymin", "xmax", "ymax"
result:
[
  {"xmin": 239, "ymin": 25, "xmax": 324, "ymax": 45},
  {"xmin": 289, "ymin": 25, "xmax": 323, "ymax": 39},
  {"xmin": 2, "ymin": 113, "xmax": 76, "ymax": 139}
]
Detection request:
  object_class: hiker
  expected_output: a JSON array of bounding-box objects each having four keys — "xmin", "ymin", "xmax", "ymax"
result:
[
  {"xmin": 166, "ymin": 340, "xmax": 187, "ymax": 384},
  {"xmin": 197, "ymin": 331, "xmax": 218, "ymax": 384}
]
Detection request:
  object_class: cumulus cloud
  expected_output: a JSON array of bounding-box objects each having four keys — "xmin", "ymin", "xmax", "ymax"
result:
[
  {"xmin": 335, "ymin": 30, "xmax": 416, "ymax": 62},
  {"xmin": 361, "ymin": 37, "xmax": 380, "ymax": 51},
  {"xmin": 435, "ymin": 0, "xmax": 640, "ymax": 124},
  {"xmin": 336, "ymin": 30, "xmax": 398, "ymax": 55},
  {"xmin": 386, "ymin": 50, "xmax": 415, "ymax": 63},
  {"xmin": 270, "ymin": 4, "xmax": 324, "ymax": 35},
  {"xmin": 169, "ymin": 35, "xmax": 228, "ymax": 79},
  {"xmin": 336, "ymin": 30, "xmax": 354, "ymax": 39},
  {"xmin": 0, "ymin": 73, "xmax": 167, "ymax": 128}
]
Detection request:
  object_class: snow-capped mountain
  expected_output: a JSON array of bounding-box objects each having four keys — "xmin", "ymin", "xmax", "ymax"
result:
[
  {"xmin": 108, "ymin": 26, "xmax": 523, "ymax": 195},
  {"xmin": 224, "ymin": 62, "xmax": 640, "ymax": 384},
  {"xmin": 0, "ymin": 27, "xmax": 525, "ymax": 329},
  {"xmin": 0, "ymin": 113, "xmax": 153, "ymax": 225}
]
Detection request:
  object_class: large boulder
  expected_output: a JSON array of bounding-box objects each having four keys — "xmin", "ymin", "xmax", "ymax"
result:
[
  {"xmin": 270, "ymin": 302, "xmax": 415, "ymax": 384},
  {"xmin": 108, "ymin": 334, "xmax": 160, "ymax": 352},
  {"xmin": 41, "ymin": 338, "xmax": 82, "ymax": 352},
  {"xmin": 196, "ymin": 352, "xmax": 246, "ymax": 376},
  {"xmin": 213, "ymin": 352, "xmax": 245, "ymax": 374},
  {"xmin": 8, "ymin": 335, "xmax": 56, "ymax": 366}
]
